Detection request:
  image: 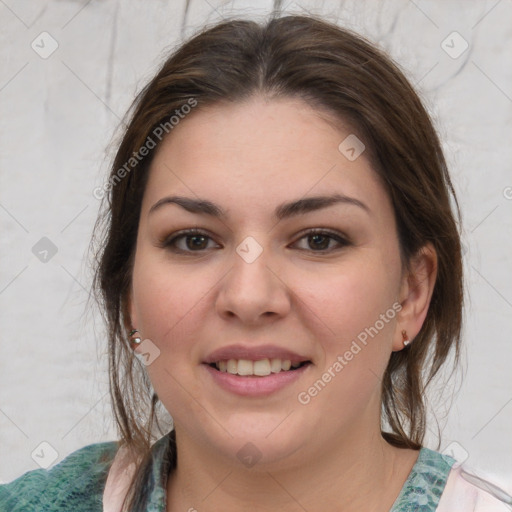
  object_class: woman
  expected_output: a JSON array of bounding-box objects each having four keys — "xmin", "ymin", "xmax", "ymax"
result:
[{"xmin": 1, "ymin": 13, "xmax": 509, "ymax": 512}]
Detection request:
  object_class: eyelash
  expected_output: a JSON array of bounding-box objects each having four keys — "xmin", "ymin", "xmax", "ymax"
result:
[{"xmin": 160, "ymin": 228, "xmax": 350, "ymax": 255}]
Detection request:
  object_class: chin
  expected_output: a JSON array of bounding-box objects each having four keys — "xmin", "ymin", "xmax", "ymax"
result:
[{"xmin": 206, "ymin": 417, "xmax": 307, "ymax": 470}]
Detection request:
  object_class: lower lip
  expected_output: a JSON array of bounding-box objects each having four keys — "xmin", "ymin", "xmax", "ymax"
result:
[{"xmin": 202, "ymin": 363, "xmax": 311, "ymax": 397}]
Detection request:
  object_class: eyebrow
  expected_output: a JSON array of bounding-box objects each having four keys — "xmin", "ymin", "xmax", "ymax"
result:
[{"xmin": 148, "ymin": 193, "xmax": 370, "ymax": 220}]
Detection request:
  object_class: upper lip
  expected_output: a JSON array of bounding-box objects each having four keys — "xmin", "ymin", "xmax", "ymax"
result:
[{"xmin": 203, "ymin": 344, "xmax": 311, "ymax": 365}]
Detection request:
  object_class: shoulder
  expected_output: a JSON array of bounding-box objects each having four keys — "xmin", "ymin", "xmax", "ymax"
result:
[
  {"xmin": 391, "ymin": 446, "xmax": 455, "ymax": 511},
  {"xmin": 392, "ymin": 447, "xmax": 512, "ymax": 511},
  {"xmin": 437, "ymin": 464, "xmax": 512, "ymax": 511},
  {"xmin": 0, "ymin": 440, "xmax": 119, "ymax": 512}
]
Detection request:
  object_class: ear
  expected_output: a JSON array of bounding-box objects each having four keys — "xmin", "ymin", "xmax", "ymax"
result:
[{"xmin": 392, "ymin": 243, "xmax": 437, "ymax": 352}]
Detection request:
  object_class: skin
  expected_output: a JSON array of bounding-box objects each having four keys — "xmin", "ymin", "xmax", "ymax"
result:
[{"xmin": 128, "ymin": 96, "xmax": 437, "ymax": 512}]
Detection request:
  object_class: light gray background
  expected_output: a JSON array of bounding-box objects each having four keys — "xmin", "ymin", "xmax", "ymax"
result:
[{"xmin": 1, "ymin": 0, "xmax": 511, "ymax": 492}]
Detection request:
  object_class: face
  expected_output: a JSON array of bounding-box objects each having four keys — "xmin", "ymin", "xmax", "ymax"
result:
[{"xmin": 128, "ymin": 96, "xmax": 407, "ymax": 469}]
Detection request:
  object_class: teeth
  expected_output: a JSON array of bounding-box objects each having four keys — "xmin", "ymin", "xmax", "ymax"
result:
[
  {"xmin": 237, "ymin": 359, "xmax": 253, "ymax": 376},
  {"xmin": 270, "ymin": 358, "xmax": 282, "ymax": 373},
  {"xmin": 227, "ymin": 359, "xmax": 237, "ymax": 374},
  {"xmin": 215, "ymin": 358, "xmax": 306, "ymax": 376},
  {"xmin": 253, "ymin": 359, "xmax": 271, "ymax": 376}
]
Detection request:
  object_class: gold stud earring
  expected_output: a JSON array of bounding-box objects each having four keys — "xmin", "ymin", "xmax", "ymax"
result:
[{"xmin": 401, "ymin": 330, "xmax": 410, "ymax": 347}]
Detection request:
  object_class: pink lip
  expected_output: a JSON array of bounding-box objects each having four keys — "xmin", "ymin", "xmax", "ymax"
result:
[
  {"xmin": 202, "ymin": 362, "xmax": 311, "ymax": 397},
  {"xmin": 203, "ymin": 344, "xmax": 310, "ymax": 365}
]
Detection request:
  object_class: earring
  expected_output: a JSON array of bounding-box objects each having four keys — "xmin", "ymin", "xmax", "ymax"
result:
[
  {"xmin": 129, "ymin": 329, "xmax": 142, "ymax": 346},
  {"xmin": 401, "ymin": 330, "xmax": 410, "ymax": 347}
]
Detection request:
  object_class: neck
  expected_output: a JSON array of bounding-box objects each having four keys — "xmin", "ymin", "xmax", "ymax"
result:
[{"xmin": 166, "ymin": 423, "xmax": 419, "ymax": 512}]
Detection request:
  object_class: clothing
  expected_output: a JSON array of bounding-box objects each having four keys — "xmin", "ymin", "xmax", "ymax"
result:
[{"xmin": 0, "ymin": 432, "xmax": 509, "ymax": 511}]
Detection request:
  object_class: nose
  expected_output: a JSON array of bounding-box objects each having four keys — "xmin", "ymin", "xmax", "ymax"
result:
[{"xmin": 215, "ymin": 241, "xmax": 291, "ymax": 326}]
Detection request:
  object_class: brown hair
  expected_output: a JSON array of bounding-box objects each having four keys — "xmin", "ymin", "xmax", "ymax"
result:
[{"xmin": 91, "ymin": 13, "xmax": 463, "ymax": 510}]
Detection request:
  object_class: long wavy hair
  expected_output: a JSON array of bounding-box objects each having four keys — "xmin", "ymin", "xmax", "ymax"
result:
[{"xmin": 90, "ymin": 13, "xmax": 463, "ymax": 510}]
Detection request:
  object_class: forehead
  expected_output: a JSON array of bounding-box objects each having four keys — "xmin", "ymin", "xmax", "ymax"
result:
[{"xmin": 142, "ymin": 96, "xmax": 388, "ymax": 219}]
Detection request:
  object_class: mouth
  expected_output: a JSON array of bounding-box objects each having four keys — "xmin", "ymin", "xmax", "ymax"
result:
[{"xmin": 206, "ymin": 358, "xmax": 312, "ymax": 377}]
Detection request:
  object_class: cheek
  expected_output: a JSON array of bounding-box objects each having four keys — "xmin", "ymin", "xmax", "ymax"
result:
[
  {"xmin": 313, "ymin": 261, "xmax": 396, "ymax": 323},
  {"xmin": 293, "ymin": 263, "xmax": 400, "ymax": 419},
  {"xmin": 131, "ymin": 254, "xmax": 213, "ymax": 352},
  {"xmin": 130, "ymin": 258, "xmax": 215, "ymax": 408},
  {"xmin": 294, "ymin": 252, "xmax": 401, "ymax": 362}
]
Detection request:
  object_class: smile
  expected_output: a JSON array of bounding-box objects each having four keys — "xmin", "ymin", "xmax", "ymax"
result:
[
  {"xmin": 203, "ymin": 359, "xmax": 312, "ymax": 397},
  {"xmin": 210, "ymin": 358, "xmax": 310, "ymax": 376}
]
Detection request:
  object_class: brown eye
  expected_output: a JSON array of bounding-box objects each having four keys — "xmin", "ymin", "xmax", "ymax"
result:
[
  {"xmin": 184, "ymin": 234, "xmax": 209, "ymax": 250},
  {"xmin": 162, "ymin": 229, "xmax": 220, "ymax": 253},
  {"xmin": 307, "ymin": 233, "xmax": 331, "ymax": 251},
  {"xmin": 293, "ymin": 229, "xmax": 350, "ymax": 253}
]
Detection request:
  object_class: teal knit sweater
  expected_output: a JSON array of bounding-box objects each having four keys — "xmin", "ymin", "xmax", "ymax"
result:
[{"xmin": 0, "ymin": 434, "xmax": 457, "ymax": 511}]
